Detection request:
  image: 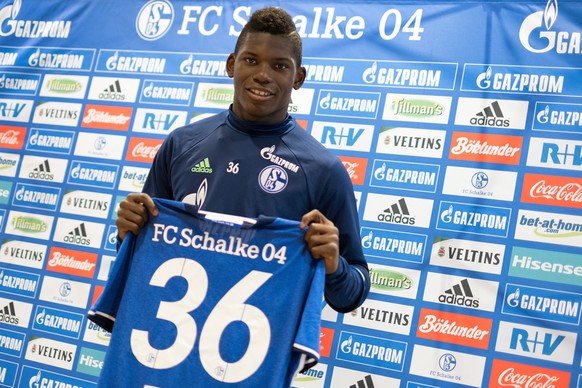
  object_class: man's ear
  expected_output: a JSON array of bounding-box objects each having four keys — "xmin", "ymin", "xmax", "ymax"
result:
[
  {"xmin": 226, "ymin": 53, "xmax": 235, "ymax": 78},
  {"xmin": 294, "ymin": 66, "xmax": 306, "ymax": 90}
]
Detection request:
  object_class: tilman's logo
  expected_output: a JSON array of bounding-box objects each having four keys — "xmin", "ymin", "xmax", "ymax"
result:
[
  {"xmin": 64, "ymin": 223, "xmax": 90, "ymax": 246},
  {"xmin": 350, "ymin": 375, "xmax": 376, "ymax": 388},
  {"xmin": 377, "ymin": 198, "xmax": 415, "ymax": 225},
  {"xmin": 471, "ymin": 100, "xmax": 510, "ymax": 127},
  {"xmin": 439, "ymin": 278, "xmax": 480, "ymax": 308},
  {"xmin": 191, "ymin": 158, "xmax": 212, "ymax": 173},
  {"xmin": 0, "ymin": 301, "xmax": 18, "ymax": 325},
  {"xmin": 29, "ymin": 159, "xmax": 54, "ymax": 181}
]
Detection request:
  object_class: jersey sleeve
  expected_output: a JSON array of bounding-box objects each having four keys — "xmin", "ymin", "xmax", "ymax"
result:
[{"xmin": 87, "ymin": 232, "xmax": 136, "ymax": 332}]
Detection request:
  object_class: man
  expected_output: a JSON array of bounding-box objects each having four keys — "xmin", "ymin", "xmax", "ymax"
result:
[{"xmin": 116, "ymin": 6, "xmax": 369, "ymax": 313}]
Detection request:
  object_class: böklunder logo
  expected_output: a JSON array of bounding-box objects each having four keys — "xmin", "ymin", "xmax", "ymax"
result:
[
  {"xmin": 81, "ymin": 104, "xmax": 132, "ymax": 131},
  {"xmin": 449, "ymin": 132, "xmax": 522, "ymax": 165},
  {"xmin": 416, "ymin": 308, "xmax": 492, "ymax": 349}
]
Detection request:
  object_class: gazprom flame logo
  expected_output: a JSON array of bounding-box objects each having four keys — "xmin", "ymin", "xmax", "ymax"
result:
[
  {"xmin": 362, "ymin": 62, "xmax": 378, "ymax": 84},
  {"xmin": 519, "ymin": 0, "xmax": 581, "ymax": 54}
]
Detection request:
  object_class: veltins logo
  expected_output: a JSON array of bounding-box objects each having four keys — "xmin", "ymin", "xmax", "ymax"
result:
[
  {"xmin": 344, "ymin": 299, "xmax": 413, "ymax": 335},
  {"xmin": 430, "ymin": 236, "xmax": 505, "ymax": 275},
  {"xmin": 519, "ymin": 0, "xmax": 580, "ymax": 55},
  {"xmin": 136, "ymin": 0, "xmax": 174, "ymax": 41}
]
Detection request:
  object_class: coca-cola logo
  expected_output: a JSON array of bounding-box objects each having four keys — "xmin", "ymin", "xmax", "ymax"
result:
[
  {"xmin": 530, "ymin": 179, "xmax": 582, "ymax": 202},
  {"xmin": 342, "ymin": 161, "xmax": 359, "ymax": 179},
  {"xmin": 132, "ymin": 142, "xmax": 160, "ymax": 160},
  {"xmin": 0, "ymin": 129, "xmax": 19, "ymax": 144},
  {"xmin": 497, "ymin": 367, "xmax": 560, "ymax": 388}
]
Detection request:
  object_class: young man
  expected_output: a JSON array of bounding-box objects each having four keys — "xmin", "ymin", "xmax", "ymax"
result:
[{"xmin": 116, "ymin": 6, "xmax": 369, "ymax": 313}]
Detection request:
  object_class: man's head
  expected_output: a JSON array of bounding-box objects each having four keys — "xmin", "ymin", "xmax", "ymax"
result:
[
  {"xmin": 226, "ymin": 7, "xmax": 306, "ymax": 124},
  {"xmin": 235, "ymin": 7, "xmax": 302, "ymax": 67}
]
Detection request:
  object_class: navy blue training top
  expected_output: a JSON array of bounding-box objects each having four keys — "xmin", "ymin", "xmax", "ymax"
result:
[{"xmin": 142, "ymin": 108, "xmax": 370, "ymax": 312}]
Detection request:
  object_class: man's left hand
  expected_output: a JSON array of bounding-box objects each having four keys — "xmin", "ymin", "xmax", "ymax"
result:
[{"xmin": 300, "ymin": 209, "xmax": 339, "ymax": 274}]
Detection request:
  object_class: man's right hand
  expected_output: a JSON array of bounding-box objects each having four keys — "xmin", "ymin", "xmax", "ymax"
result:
[{"xmin": 115, "ymin": 193, "xmax": 158, "ymax": 241}]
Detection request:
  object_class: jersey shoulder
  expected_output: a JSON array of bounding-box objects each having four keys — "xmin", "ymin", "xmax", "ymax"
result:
[
  {"xmin": 164, "ymin": 111, "xmax": 228, "ymax": 154},
  {"xmin": 284, "ymin": 121, "xmax": 347, "ymax": 174}
]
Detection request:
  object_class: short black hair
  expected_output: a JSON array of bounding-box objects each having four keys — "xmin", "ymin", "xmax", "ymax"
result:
[{"xmin": 234, "ymin": 7, "xmax": 303, "ymax": 67}]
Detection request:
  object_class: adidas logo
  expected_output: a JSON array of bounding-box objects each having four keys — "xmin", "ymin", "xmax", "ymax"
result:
[
  {"xmin": 439, "ymin": 278, "xmax": 479, "ymax": 308},
  {"xmin": 99, "ymin": 80, "xmax": 125, "ymax": 101},
  {"xmin": 470, "ymin": 101, "xmax": 510, "ymax": 127},
  {"xmin": 377, "ymin": 198, "xmax": 415, "ymax": 225},
  {"xmin": 28, "ymin": 159, "xmax": 54, "ymax": 180},
  {"xmin": 350, "ymin": 375, "xmax": 375, "ymax": 388},
  {"xmin": 191, "ymin": 158, "xmax": 213, "ymax": 174},
  {"xmin": 63, "ymin": 223, "xmax": 91, "ymax": 246},
  {"xmin": 0, "ymin": 301, "xmax": 19, "ymax": 324}
]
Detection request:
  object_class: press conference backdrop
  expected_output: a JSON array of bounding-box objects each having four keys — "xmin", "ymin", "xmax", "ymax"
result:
[{"xmin": 0, "ymin": 0, "xmax": 580, "ymax": 386}]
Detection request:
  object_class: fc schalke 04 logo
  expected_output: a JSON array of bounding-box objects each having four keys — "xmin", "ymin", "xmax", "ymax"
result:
[
  {"xmin": 258, "ymin": 165, "xmax": 288, "ymax": 194},
  {"xmin": 135, "ymin": 0, "xmax": 174, "ymax": 41}
]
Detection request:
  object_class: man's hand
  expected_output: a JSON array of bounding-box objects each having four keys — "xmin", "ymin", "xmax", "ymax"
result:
[
  {"xmin": 300, "ymin": 209, "xmax": 339, "ymax": 274},
  {"xmin": 115, "ymin": 193, "xmax": 158, "ymax": 241}
]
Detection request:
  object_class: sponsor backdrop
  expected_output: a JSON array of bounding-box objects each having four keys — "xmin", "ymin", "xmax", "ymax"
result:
[{"xmin": 0, "ymin": 0, "xmax": 580, "ymax": 387}]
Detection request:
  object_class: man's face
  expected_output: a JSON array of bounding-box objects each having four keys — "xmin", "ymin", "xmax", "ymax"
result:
[{"xmin": 227, "ymin": 32, "xmax": 305, "ymax": 124}]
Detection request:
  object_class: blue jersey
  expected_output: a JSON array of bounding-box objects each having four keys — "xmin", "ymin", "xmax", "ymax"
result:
[
  {"xmin": 89, "ymin": 198, "xmax": 325, "ymax": 388},
  {"xmin": 143, "ymin": 109, "xmax": 369, "ymax": 313}
]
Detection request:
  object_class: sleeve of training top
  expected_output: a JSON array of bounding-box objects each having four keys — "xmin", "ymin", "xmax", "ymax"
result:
[
  {"xmin": 317, "ymin": 157, "xmax": 370, "ymax": 313},
  {"xmin": 142, "ymin": 129, "xmax": 175, "ymax": 199}
]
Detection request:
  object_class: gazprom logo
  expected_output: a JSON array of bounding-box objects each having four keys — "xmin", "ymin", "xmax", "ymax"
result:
[
  {"xmin": 336, "ymin": 330, "xmax": 407, "ymax": 371},
  {"xmin": 503, "ymin": 283, "xmax": 581, "ymax": 325},
  {"xmin": 316, "ymin": 90, "xmax": 380, "ymax": 119},
  {"xmin": 437, "ymin": 201, "xmax": 511, "ymax": 237},
  {"xmin": 136, "ymin": 0, "xmax": 174, "ymax": 41},
  {"xmin": 519, "ymin": 0, "xmax": 581, "ymax": 55}
]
